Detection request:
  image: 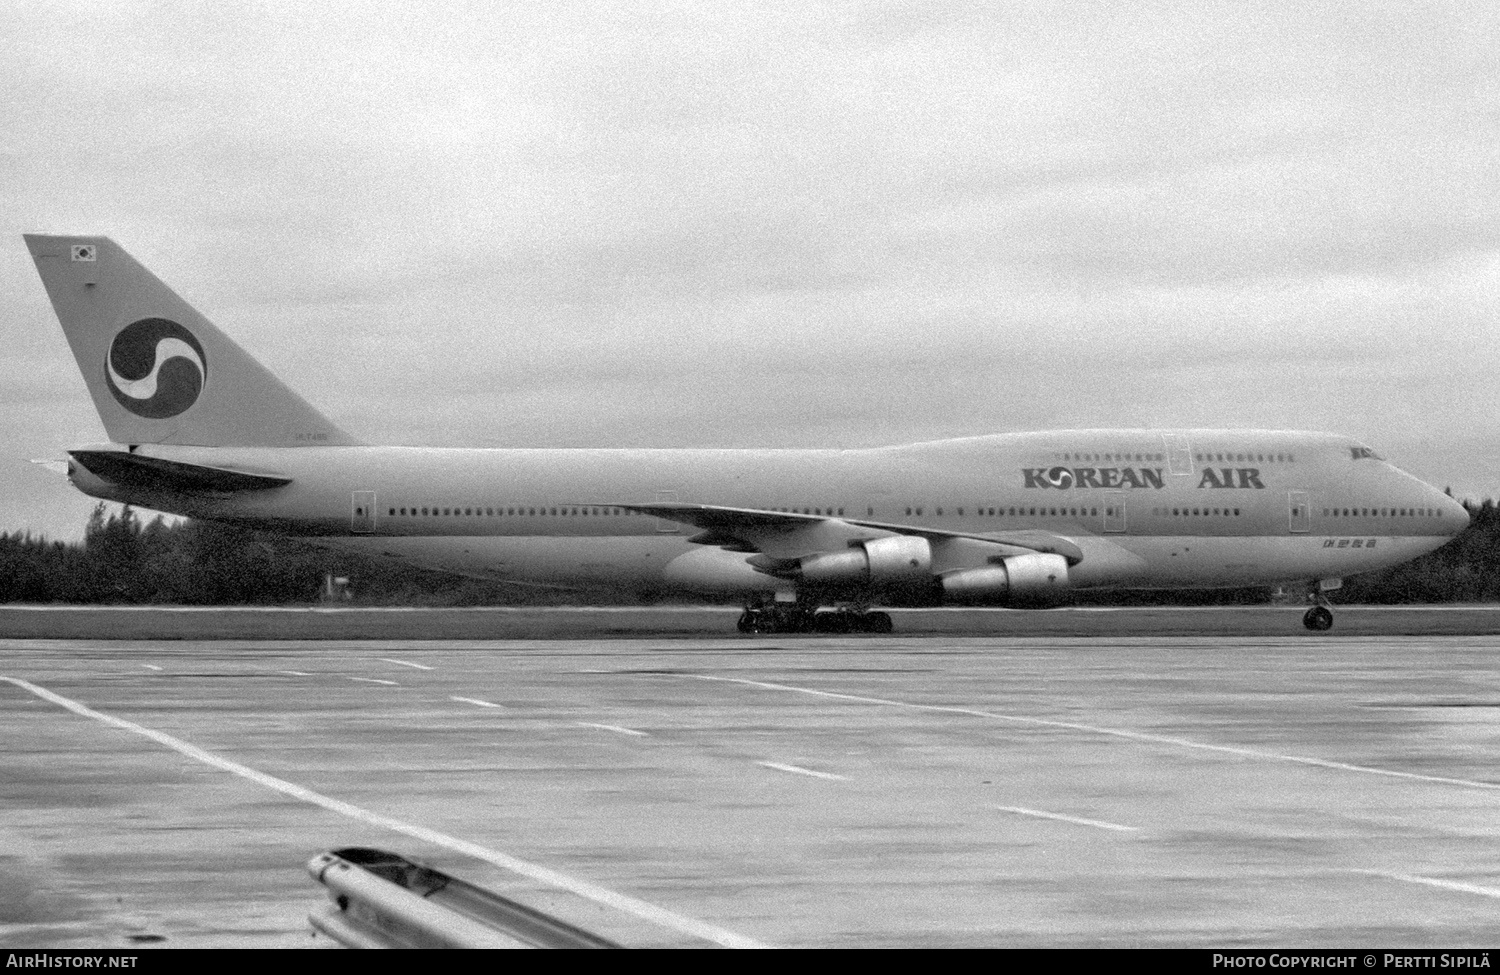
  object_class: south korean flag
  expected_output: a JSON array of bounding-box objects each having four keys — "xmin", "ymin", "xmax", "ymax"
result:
[{"xmin": 71, "ymin": 244, "xmax": 96, "ymax": 262}]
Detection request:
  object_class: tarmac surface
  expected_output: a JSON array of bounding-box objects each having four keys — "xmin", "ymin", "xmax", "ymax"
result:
[
  {"xmin": 5, "ymin": 616, "xmax": 1500, "ymax": 947},
  {"xmin": 4, "ymin": 604, "xmax": 1500, "ymax": 640}
]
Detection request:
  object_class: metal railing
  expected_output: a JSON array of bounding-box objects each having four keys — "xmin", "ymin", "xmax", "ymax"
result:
[{"xmin": 308, "ymin": 847, "xmax": 620, "ymax": 949}]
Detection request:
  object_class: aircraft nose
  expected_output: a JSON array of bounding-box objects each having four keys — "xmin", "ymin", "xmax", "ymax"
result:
[
  {"xmin": 1428, "ymin": 483, "xmax": 1476, "ymax": 534},
  {"xmin": 1438, "ymin": 490, "xmax": 1470, "ymax": 534}
]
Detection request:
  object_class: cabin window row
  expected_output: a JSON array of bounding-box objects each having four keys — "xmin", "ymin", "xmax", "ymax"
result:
[
  {"xmin": 1322, "ymin": 507, "xmax": 1438, "ymax": 518},
  {"xmin": 1195, "ymin": 452, "xmax": 1293, "ymax": 463},
  {"xmin": 904, "ymin": 506, "xmax": 1103, "ymax": 518},
  {"xmin": 1053, "ymin": 451, "xmax": 1295, "ymax": 464},
  {"xmin": 1150, "ymin": 507, "xmax": 1243, "ymax": 517},
  {"xmin": 386, "ymin": 506, "xmax": 644, "ymax": 517},
  {"xmin": 1059, "ymin": 452, "xmax": 1166, "ymax": 463}
]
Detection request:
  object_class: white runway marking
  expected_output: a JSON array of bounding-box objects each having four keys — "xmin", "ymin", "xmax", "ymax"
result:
[
  {"xmin": 0, "ymin": 676, "xmax": 769, "ymax": 950},
  {"xmin": 348, "ymin": 676, "xmax": 399, "ymax": 686},
  {"xmin": 140, "ymin": 664, "xmax": 161, "ymax": 671},
  {"xmin": 758, "ymin": 761, "xmax": 846, "ymax": 781},
  {"xmin": 379, "ymin": 658, "xmax": 433, "ymax": 671},
  {"xmin": 576, "ymin": 722, "xmax": 648, "ymax": 737},
  {"xmin": 686, "ymin": 675, "xmax": 1500, "ymax": 792},
  {"xmin": 451, "ymin": 695, "xmax": 504, "ymax": 709},
  {"xmin": 995, "ymin": 805, "xmax": 1138, "ymax": 832},
  {"xmin": 1355, "ymin": 870, "xmax": 1500, "ymax": 900},
  {"xmin": 280, "ymin": 670, "xmax": 312, "ymax": 677}
]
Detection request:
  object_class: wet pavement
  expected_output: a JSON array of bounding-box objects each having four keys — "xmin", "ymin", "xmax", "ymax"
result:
[{"xmin": 4, "ymin": 632, "xmax": 1500, "ymax": 948}]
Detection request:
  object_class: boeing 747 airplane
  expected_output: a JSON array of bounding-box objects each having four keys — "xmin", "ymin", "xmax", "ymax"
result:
[{"xmin": 24, "ymin": 235, "xmax": 1469, "ymax": 632}]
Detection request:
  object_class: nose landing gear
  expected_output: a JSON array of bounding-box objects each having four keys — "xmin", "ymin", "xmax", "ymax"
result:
[
  {"xmin": 1302, "ymin": 579, "xmax": 1339, "ymax": 631},
  {"xmin": 1302, "ymin": 604, "xmax": 1334, "ymax": 631}
]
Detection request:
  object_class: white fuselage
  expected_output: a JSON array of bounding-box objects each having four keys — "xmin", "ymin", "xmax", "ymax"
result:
[{"xmin": 68, "ymin": 428, "xmax": 1468, "ymax": 602}]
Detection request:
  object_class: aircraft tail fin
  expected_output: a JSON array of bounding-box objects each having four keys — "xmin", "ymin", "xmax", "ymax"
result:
[{"xmin": 24, "ymin": 235, "xmax": 359, "ymax": 448}]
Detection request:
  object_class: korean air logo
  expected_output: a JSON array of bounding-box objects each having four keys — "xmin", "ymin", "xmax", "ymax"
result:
[
  {"xmin": 1043, "ymin": 466, "xmax": 1075, "ymax": 489},
  {"xmin": 105, "ymin": 318, "xmax": 207, "ymax": 419}
]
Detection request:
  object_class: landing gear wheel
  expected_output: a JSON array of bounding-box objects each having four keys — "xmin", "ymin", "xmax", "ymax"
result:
[
  {"xmin": 1303, "ymin": 605, "xmax": 1334, "ymax": 632},
  {"xmin": 737, "ymin": 601, "xmax": 892, "ymax": 635},
  {"xmin": 736, "ymin": 603, "xmax": 815, "ymax": 634},
  {"xmin": 812, "ymin": 611, "xmax": 850, "ymax": 634},
  {"xmin": 782, "ymin": 607, "xmax": 816, "ymax": 634}
]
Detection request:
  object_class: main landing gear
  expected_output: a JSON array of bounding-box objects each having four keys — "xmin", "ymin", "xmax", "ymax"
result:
[{"xmin": 737, "ymin": 600, "xmax": 893, "ymax": 635}]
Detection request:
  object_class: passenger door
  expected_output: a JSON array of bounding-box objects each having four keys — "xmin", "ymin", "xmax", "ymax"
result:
[
  {"xmin": 1288, "ymin": 491, "xmax": 1311, "ymax": 534},
  {"xmin": 351, "ymin": 491, "xmax": 377, "ymax": 534},
  {"xmin": 1163, "ymin": 433, "xmax": 1193, "ymax": 477},
  {"xmin": 1103, "ymin": 492, "xmax": 1128, "ymax": 533}
]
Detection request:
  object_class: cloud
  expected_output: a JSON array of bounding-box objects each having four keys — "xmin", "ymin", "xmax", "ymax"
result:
[{"xmin": 3, "ymin": 0, "xmax": 1499, "ymax": 535}]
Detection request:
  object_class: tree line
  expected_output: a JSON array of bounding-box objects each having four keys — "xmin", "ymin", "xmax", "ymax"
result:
[
  {"xmin": 1, "ymin": 500, "xmax": 1498, "ymax": 606},
  {"xmin": 0, "ymin": 505, "xmax": 552, "ymax": 606}
]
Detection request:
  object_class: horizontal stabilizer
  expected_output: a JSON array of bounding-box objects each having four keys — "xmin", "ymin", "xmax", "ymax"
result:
[
  {"xmin": 28, "ymin": 458, "xmax": 71, "ymax": 477},
  {"xmin": 69, "ymin": 450, "xmax": 292, "ymax": 493}
]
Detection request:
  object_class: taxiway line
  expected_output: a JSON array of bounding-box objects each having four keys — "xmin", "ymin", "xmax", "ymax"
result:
[
  {"xmin": 378, "ymin": 658, "xmax": 433, "ymax": 671},
  {"xmin": 995, "ymin": 805, "xmax": 1138, "ymax": 832},
  {"xmin": 1, "ymin": 675, "xmax": 770, "ymax": 950},
  {"xmin": 758, "ymin": 761, "xmax": 846, "ymax": 781},
  {"xmin": 451, "ymin": 695, "xmax": 505, "ymax": 709},
  {"xmin": 576, "ymin": 722, "xmax": 648, "ymax": 737},
  {"xmin": 1354, "ymin": 869, "xmax": 1500, "ymax": 900},
  {"xmin": 685, "ymin": 674, "xmax": 1500, "ymax": 793}
]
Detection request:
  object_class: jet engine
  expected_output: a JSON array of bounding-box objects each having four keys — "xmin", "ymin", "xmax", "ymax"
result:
[
  {"xmin": 940, "ymin": 552, "xmax": 1070, "ymax": 607},
  {"xmin": 797, "ymin": 535, "xmax": 932, "ymax": 588}
]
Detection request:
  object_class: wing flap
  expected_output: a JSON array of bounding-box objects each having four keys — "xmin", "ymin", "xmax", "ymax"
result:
[
  {"xmin": 614, "ymin": 502, "xmax": 1084, "ymax": 565},
  {"xmin": 626, "ymin": 503, "xmax": 890, "ymax": 559}
]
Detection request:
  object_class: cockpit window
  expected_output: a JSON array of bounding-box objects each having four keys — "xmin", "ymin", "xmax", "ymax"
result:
[{"xmin": 1351, "ymin": 445, "xmax": 1385, "ymax": 461}]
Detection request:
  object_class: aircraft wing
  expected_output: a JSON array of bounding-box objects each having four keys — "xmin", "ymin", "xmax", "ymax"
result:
[{"xmin": 614, "ymin": 502, "xmax": 1084, "ymax": 565}]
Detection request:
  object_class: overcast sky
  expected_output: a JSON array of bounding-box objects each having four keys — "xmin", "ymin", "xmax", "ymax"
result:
[{"xmin": 2, "ymin": 1, "xmax": 1497, "ymax": 540}]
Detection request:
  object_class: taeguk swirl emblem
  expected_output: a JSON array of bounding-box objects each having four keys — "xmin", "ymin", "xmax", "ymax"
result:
[
  {"xmin": 1044, "ymin": 466, "xmax": 1075, "ymax": 489},
  {"xmin": 105, "ymin": 318, "xmax": 207, "ymax": 419}
]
